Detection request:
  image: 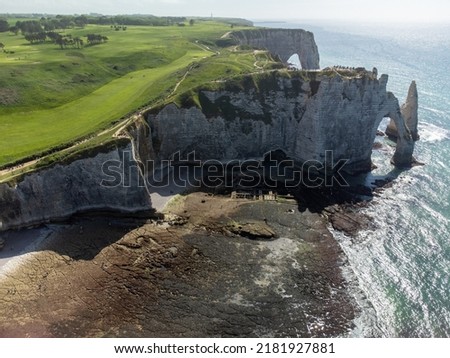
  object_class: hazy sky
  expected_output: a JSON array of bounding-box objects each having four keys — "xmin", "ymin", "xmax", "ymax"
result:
[{"xmin": 0, "ymin": 0, "xmax": 449, "ymax": 23}]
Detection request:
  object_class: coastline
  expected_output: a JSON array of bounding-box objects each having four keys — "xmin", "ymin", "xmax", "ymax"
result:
[{"xmin": 329, "ymin": 225, "xmax": 382, "ymax": 338}]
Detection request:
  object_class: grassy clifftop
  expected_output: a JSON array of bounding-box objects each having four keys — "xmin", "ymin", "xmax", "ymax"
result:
[
  {"xmin": 162, "ymin": 65, "xmax": 375, "ymax": 111},
  {"xmin": 0, "ymin": 20, "xmax": 275, "ymax": 169}
]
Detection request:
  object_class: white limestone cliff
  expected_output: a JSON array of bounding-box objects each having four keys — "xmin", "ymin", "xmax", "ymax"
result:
[
  {"xmin": 228, "ymin": 29, "xmax": 320, "ymax": 69},
  {"xmin": 146, "ymin": 70, "xmax": 416, "ymax": 174},
  {"xmin": 0, "ymin": 144, "xmax": 152, "ymax": 231}
]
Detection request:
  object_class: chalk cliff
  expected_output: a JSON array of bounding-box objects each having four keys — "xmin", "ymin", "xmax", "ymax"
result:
[
  {"xmin": 146, "ymin": 69, "xmax": 415, "ymax": 174},
  {"xmin": 228, "ymin": 29, "xmax": 320, "ymax": 69},
  {"xmin": 0, "ymin": 144, "xmax": 152, "ymax": 231}
]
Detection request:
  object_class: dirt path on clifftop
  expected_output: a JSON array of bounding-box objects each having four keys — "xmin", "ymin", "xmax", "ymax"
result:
[{"xmin": 0, "ymin": 193, "xmax": 356, "ymax": 337}]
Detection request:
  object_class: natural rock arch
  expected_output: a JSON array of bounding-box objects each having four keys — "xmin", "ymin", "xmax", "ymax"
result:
[
  {"xmin": 385, "ymin": 81, "xmax": 419, "ymax": 141},
  {"xmin": 228, "ymin": 29, "xmax": 320, "ymax": 70},
  {"xmin": 375, "ymin": 92, "xmax": 416, "ymax": 168}
]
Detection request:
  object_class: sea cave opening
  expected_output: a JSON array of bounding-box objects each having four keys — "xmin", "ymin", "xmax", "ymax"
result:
[
  {"xmin": 347, "ymin": 116, "xmax": 401, "ymax": 191},
  {"xmin": 371, "ymin": 117, "xmax": 397, "ymax": 173}
]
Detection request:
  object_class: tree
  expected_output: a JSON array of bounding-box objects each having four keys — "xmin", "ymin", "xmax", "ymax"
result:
[
  {"xmin": 74, "ymin": 15, "xmax": 88, "ymax": 28},
  {"xmin": 9, "ymin": 26, "xmax": 19, "ymax": 35},
  {"xmin": 55, "ymin": 35, "xmax": 68, "ymax": 49},
  {"xmin": 17, "ymin": 20, "xmax": 43, "ymax": 34},
  {"xmin": 189, "ymin": 19, "xmax": 195, "ymax": 26},
  {"xmin": 0, "ymin": 43, "xmax": 4, "ymax": 51},
  {"xmin": 85, "ymin": 34, "xmax": 108, "ymax": 46},
  {"xmin": 0, "ymin": 19, "xmax": 9, "ymax": 33},
  {"xmin": 24, "ymin": 32, "xmax": 47, "ymax": 44},
  {"xmin": 73, "ymin": 37, "xmax": 83, "ymax": 49},
  {"xmin": 46, "ymin": 31, "xmax": 60, "ymax": 42}
]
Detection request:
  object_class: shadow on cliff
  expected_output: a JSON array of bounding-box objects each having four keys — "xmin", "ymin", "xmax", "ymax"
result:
[
  {"xmin": 185, "ymin": 155, "xmax": 407, "ymax": 215},
  {"xmin": 293, "ymin": 167, "xmax": 406, "ymax": 213}
]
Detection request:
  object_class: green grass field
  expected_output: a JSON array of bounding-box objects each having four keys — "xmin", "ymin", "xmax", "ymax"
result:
[{"xmin": 0, "ymin": 20, "xmax": 278, "ymax": 169}]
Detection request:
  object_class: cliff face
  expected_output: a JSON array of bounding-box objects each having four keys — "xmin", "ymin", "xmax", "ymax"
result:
[
  {"xmin": 0, "ymin": 144, "xmax": 152, "ymax": 231},
  {"xmin": 228, "ymin": 29, "xmax": 320, "ymax": 69},
  {"xmin": 147, "ymin": 70, "xmax": 416, "ymax": 174}
]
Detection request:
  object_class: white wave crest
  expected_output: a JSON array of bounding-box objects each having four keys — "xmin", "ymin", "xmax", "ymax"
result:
[{"xmin": 418, "ymin": 123, "xmax": 450, "ymax": 143}]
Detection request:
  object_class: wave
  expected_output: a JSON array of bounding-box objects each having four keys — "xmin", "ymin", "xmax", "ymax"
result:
[
  {"xmin": 418, "ymin": 123, "xmax": 450, "ymax": 143},
  {"xmin": 421, "ymin": 106, "xmax": 448, "ymax": 116},
  {"xmin": 333, "ymin": 169, "xmax": 450, "ymax": 337}
]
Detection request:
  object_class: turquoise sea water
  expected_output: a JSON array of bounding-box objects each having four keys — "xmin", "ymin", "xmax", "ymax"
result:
[{"xmin": 258, "ymin": 21, "xmax": 450, "ymax": 337}]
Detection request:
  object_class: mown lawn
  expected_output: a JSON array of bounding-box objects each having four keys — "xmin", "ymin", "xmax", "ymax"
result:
[
  {"xmin": 0, "ymin": 22, "xmax": 233, "ymax": 113},
  {"xmin": 0, "ymin": 21, "xmax": 264, "ymax": 167},
  {"xmin": 0, "ymin": 50, "xmax": 207, "ymax": 165}
]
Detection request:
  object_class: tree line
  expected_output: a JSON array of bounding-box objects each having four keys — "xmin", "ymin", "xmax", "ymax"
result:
[
  {"xmin": 1, "ymin": 16, "xmax": 89, "ymax": 35},
  {"xmin": 23, "ymin": 31, "xmax": 107, "ymax": 49},
  {"xmin": 0, "ymin": 14, "xmax": 191, "ymax": 51},
  {"xmin": 89, "ymin": 15, "xmax": 187, "ymax": 26},
  {"xmin": 0, "ymin": 15, "xmax": 188, "ymax": 35}
]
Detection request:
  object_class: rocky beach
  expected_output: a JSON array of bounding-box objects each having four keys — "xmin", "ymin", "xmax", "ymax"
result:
[{"xmin": 0, "ymin": 193, "xmax": 356, "ymax": 337}]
